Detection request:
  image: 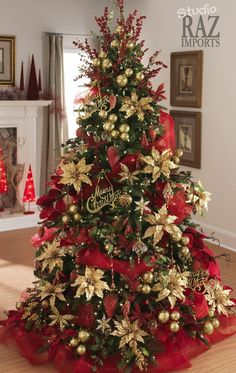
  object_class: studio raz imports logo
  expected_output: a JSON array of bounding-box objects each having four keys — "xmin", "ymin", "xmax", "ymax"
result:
[{"xmin": 177, "ymin": 4, "xmax": 220, "ymax": 47}]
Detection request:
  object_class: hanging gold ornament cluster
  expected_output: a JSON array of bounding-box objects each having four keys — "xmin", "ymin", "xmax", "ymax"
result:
[
  {"xmin": 60, "ymin": 158, "xmax": 93, "ymax": 193},
  {"xmin": 120, "ymin": 92, "xmax": 153, "ymax": 121},
  {"xmin": 143, "ymin": 204, "xmax": 182, "ymax": 245},
  {"xmin": 77, "ymin": 93, "xmax": 113, "ymax": 120},
  {"xmin": 141, "ymin": 147, "xmax": 177, "ymax": 183},
  {"xmin": 36, "ymin": 240, "xmax": 66, "ymax": 273},
  {"xmin": 204, "ymin": 280, "xmax": 234, "ymax": 316},
  {"xmin": 92, "ymin": 50, "xmax": 112, "ymax": 70},
  {"xmin": 71, "ymin": 266, "xmax": 110, "ymax": 300},
  {"xmin": 152, "ymin": 267, "xmax": 190, "ymax": 308}
]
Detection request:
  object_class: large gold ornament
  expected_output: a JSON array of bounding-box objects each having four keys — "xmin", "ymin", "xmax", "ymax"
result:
[
  {"xmin": 169, "ymin": 321, "xmax": 180, "ymax": 333},
  {"xmin": 120, "ymin": 132, "xmax": 129, "ymax": 141},
  {"xmin": 102, "ymin": 58, "xmax": 112, "ymax": 69},
  {"xmin": 143, "ymin": 204, "xmax": 182, "ymax": 245},
  {"xmin": 142, "ymin": 271, "xmax": 154, "ymax": 284},
  {"xmin": 116, "ymin": 75, "xmax": 128, "ymax": 87},
  {"xmin": 170, "ymin": 311, "xmax": 180, "ymax": 321},
  {"xmin": 92, "ymin": 58, "xmax": 100, "ymax": 67},
  {"xmin": 136, "ymin": 72, "xmax": 145, "ymax": 81},
  {"xmin": 203, "ymin": 321, "xmax": 214, "ymax": 335},
  {"xmin": 141, "ymin": 284, "xmax": 151, "ymax": 294},
  {"xmin": 111, "ymin": 130, "xmax": 120, "ymax": 139},
  {"xmin": 103, "ymin": 121, "xmax": 114, "ymax": 132},
  {"xmin": 111, "ymin": 319, "xmax": 148, "ymax": 349},
  {"xmin": 60, "ymin": 158, "xmax": 93, "ymax": 193},
  {"xmin": 120, "ymin": 92, "xmax": 153, "ymax": 121},
  {"xmin": 69, "ymin": 204, "xmax": 79, "ymax": 214},
  {"xmin": 141, "ymin": 147, "xmax": 177, "ymax": 182},
  {"xmin": 109, "ymin": 113, "xmax": 118, "ymax": 123},
  {"xmin": 204, "ymin": 280, "xmax": 235, "ymax": 316},
  {"xmin": 86, "ymin": 174, "xmax": 121, "ymax": 213},
  {"xmin": 36, "ymin": 240, "xmax": 65, "ymax": 273},
  {"xmin": 99, "ymin": 50, "xmax": 107, "ymax": 59},
  {"xmin": 62, "ymin": 215, "xmax": 71, "ymax": 224},
  {"xmin": 49, "ymin": 307, "xmax": 74, "ymax": 331},
  {"xmin": 152, "ymin": 267, "xmax": 190, "ymax": 308},
  {"xmin": 125, "ymin": 68, "xmax": 134, "ymax": 77},
  {"xmin": 119, "ymin": 163, "xmax": 140, "ymax": 185},
  {"xmin": 72, "ymin": 266, "xmax": 110, "ymax": 300}
]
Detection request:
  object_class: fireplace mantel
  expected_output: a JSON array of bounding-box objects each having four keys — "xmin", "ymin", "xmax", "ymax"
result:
[{"xmin": 0, "ymin": 100, "xmax": 52, "ymax": 231}]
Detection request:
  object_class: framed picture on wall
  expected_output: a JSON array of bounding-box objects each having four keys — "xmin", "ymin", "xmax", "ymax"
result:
[
  {"xmin": 0, "ymin": 35, "xmax": 15, "ymax": 85},
  {"xmin": 171, "ymin": 110, "xmax": 201, "ymax": 169},
  {"xmin": 170, "ymin": 50, "xmax": 203, "ymax": 108}
]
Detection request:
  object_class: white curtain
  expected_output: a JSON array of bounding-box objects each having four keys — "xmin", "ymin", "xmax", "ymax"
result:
[{"xmin": 41, "ymin": 34, "xmax": 68, "ymax": 193}]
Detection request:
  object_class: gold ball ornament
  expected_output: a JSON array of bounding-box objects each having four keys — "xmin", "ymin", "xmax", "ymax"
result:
[
  {"xmin": 99, "ymin": 110, "xmax": 108, "ymax": 119},
  {"xmin": 116, "ymin": 74, "xmax": 128, "ymax": 87},
  {"xmin": 119, "ymin": 124, "xmax": 130, "ymax": 133},
  {"xmin": 158, "ymin": 310, "xmax": 170, "ymax": 324},
  {"xmin": 62, "ymin": 215, "xmax": 71, "ymax": 224},
  {"xmin": 125, "ymin": 68, "xmax": 134, "ymax": 77},
  {"xmin": 78, "ymin": 330, "xmax": 90, "ymax": 343},
  {"xmin": 103, "ymin": 121, "xmax": 115, "ymax": 132},
  {"xmin": 41, "ymin": 300, "xmax": 49, "ymax": 309},
  {"xmin": 92, "ymin": 58, "xmax": 100, "ymax": 67},
  {"xmin": 115, "ymin": 25, "xmax": 123, "ymax": 34},
  {"xmin": 181, "ymin": 246, "xmax": 190, "ymax": 257},
  {"xmin": 102, "ymin": 58, "xmax": 112, "ymax": 69},
  {"xmin": 111, "ymin": 130, "xmax": 120, "ymax": 139},
  {"xmin": 137, "ymin": 283, "xmax": 143, "ymax": 292},
  {"xmin": 170, "ymin": 321, "xmax": 180, "ymax": 333},
  {"xmin": 119, "ymin": 193, "xmax": 132, "ymax": 206},
  {"xmin": 136, "ymin": 72, "xmax": 145, "ymax": 81},
  {"xmin": 69, "ymin": 204, "xmax": 79, "ymax": 214},
  {"xmin": 120, "ymin": 132, "xmax": 129, "ymax": 141},
  {"xmin": 109, "ymin": 114, "xmax": 118, "ymax": 123},
  {"xmin": 76, "ymin": 344, "xmax": 87, "ymax": 355},
  {"xmin": 142, "ymin": 271, "xmax": 154, "ymax": 284},
  {"xmin": 127, "ymin": 40, "xmax": 135, "ymax": 49},
  {"xmin": 212, "ymin": 318, "xmax": 220, "ymax": 329},
  {"xmin": 203, "ymin": 321, "xmax": 214, "ymax": 335},
  {"xmin": 111, "ymin": 39, "xmax": 119, "ymax": 48},
  {"xmin": 172, "ymin": 231, "xmax": 182, "ymax": 242},
  {"xmin": 99, "ymin": 50, "xmax": 107, "ymax": 59},
  {"xmin": 69, "ymin": 338, "xmax": 79, "ymax": 347},
  {"xmin": 73, "ymin": 213, "xmax": 81, "ymax": 222},
  {"xmin": 141, "ymin": 284, "xmax": 151, "ymax": 294},
  {"xmin": 209, "ymin": 309, "xmax": 215, "ymax": 318},
  {"xmin": 181, "ymin": 236, "xmax": 190, "ymax": 245},
  {"xmin": 170, "ymin": 311, "xmax": 181, "ymax": 321}
]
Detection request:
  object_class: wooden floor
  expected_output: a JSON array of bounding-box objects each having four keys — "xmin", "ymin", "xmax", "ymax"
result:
[{"xmin": 0, "ymin": 228, "xmax": 236, "ymax": 373}]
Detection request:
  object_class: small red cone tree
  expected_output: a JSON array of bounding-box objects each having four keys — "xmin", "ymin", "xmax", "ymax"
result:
[
  {"xmin": 0, "ymin": 148, "xmax": 8, "ymax": 211},
  {"xmin": 23, "ymin": 164, "xmax": 36, "ymax": 214}
]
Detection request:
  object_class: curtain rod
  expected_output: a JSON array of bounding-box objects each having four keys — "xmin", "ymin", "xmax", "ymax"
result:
[{"xmin": 44, "ymin": 32, "xmax": 94, "ymax": 37}]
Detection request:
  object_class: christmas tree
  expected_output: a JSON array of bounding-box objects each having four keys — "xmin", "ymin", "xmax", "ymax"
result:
[{"xmin": 1, "ymin": 2, "xmax": 236, "ymax": 372}]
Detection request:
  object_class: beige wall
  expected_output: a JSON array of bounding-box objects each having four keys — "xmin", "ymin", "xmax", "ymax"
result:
[{"xmin": 126, "ymin": 0, "xmax": 236, "ymax": 249}]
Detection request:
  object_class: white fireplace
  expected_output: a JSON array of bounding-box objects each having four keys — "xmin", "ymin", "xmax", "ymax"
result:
[{"xmin": 0, "ymin": 100, "xmax": 52, "ymax": 232}]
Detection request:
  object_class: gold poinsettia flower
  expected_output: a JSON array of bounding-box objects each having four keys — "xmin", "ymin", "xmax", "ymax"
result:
[
  {"xmin": 119, "ymin": 163, "xmax": 140, "ymax": 184},
  {"xmin": 111, "ymin": 318, "xmax": 148, "ymax": 349},
  {"xmin": 71, "ymin": 266, "xmax": 110, "ymax": 300},
  {"xmin": 119, "ymin": 92, "xmax": 153, "ymax": 121},
  {"xmin": 49, "ymin": 306, "xmax": 74, "ymax": 331},
  {"xmin": 141, "ymin": 147, "xmax": 177, "ymax": 183},
  {"xmin": 143, "ymin": 204, "xmax": 182, "ymax": 245},
  {"xmin": 187, "ymin": 181, "xmax": 212, "ymax": 215},
  {"xmin": 60, "ymin": 158, "xmax": 93, "ymax": 192},
  {"xmin": 152, "ymin": 267, "xmax": 190, "ymax": 308},
  {"xmin": 204, "ymin": 280, "xmax": 235, "ymax": 316},
  {"xmin": 36, "ymin": 240, "xmax": 66, "ymax": 273},
  {"xmin": 38, "ymin": 281, "xmax": 66, "ymax": 307}
]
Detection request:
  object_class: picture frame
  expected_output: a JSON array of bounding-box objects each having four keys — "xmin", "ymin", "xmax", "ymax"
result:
[
  {"xmin": 170, "ymin": 50, "xmax": 203, "ymax": 108},
  {"xmin": 171, "ymin": 110, "xmax": 201, "ymax": 169},
  {"xmin": 0, "ymin": 35, "xmax": 15, "ymax": 86}
]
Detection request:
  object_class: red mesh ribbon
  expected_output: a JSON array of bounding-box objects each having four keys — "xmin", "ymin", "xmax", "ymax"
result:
[{"xmin": 148, "ymin": 111, "xmax": 176, "ymax": 152}]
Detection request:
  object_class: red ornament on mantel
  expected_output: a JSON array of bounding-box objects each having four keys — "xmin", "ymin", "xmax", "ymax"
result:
[
  {"xmin": 23, "ymin": 164, "xmax": 36, "ymax": 214},
  {"xmin": 0, "ymin": 148, "xmax": 8, "ymax": 212},
  {"xmin": 27, "ymin": 55, "xmax": 39, "ymax": 100},
  {"xmin": 19, "ymin": 61, "xmax": 24, "ymax": 91}
]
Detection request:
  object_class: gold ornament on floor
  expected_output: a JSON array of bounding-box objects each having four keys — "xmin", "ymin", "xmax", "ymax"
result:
[
  {"xmin": 143, "ymin": 204, "xmax": 182, "ymax": 245},
  {"xmin": 116, "ymin": 75, "xmax": 128, "ymax": 87},
  {"xmin": 111, "ymin": 318, "xmax": 148, "ymax": 349},
  {"xmin": 120, "ymin": 132, "xmax": 129, "ymax": 141},
  {"xmin": 119, "ymin": 163, "xmax": 140, "ymax": 185},
  {"xmin": 158, "ymin": 310, "xmax": 170, "ymax": 323},
  {"xmin": 77, "ymin": 344, "xmax": 87, "ymax": 355},
  {"xmin": 136, "ymin": 72, "xmax": 145, "ymax": 81},
  {"xmin": 103, "ymin": 121, "xmax": 114, "ymax": 132},
  {"xmin": 120, "ymin": 92, "xmax": 153, "ymax": 121},
  {"xmin": 142, "ymin": 271, "xmax": 154, "ymax": 284},
  {"xmin": 60, "ymin": 158, "xmax": 93, "ymax": 193},
  {"xmin": 119, "ymin": 123, "xmax": 130, "ymax": 133},
  {"xmin": 169, "ymin": 321, "xmax": 180, "ymax": 333},
  {"xmin": 78, "ymin": 330, "xmax": 90, "ymax": 342},
  {"xmin": 125, "ymin": 68, "xmax": 134, "ymax": 77},
  {"xmin": 203, "ymin": 321, "xmax": 214, "ymax": 335},
  {"xmin": 204, "ymin": 279, "xmax": 235, "ymax": 316},
  {"xmin": 71, "ymin": 266, "xmax": 110, "ymax": 300},
  {"xmin": 36, "ymin": 239, "xmax": 66, "ymax": 273},
  {"xmin": 141, "ymin": 147, "xmax": 177, "ymax": 182},
  {"xmin": 152, "ymin": 266, "xmax": 190, "ymax": 308},
  {"xmin": 92, "ymin": 58, "xmax": 100, "ymax": 67},
  {"xmin": 118, "ymin": 193, "xmax": 132, "ymax": 206}
]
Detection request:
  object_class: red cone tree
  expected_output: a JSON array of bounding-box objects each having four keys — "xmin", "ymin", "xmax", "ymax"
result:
[
  {"xmin": 23, "ymin": 164, "xmax": 36, "ymax": 203},
  {"xmin": 0, "ymin": 148, "xmax": 8, "ymax": 193}
]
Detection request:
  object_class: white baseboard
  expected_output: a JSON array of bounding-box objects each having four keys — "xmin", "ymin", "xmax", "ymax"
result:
[{"xmin": 194, "ymin": 220, "xmax": 236, "ymax": 252}]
